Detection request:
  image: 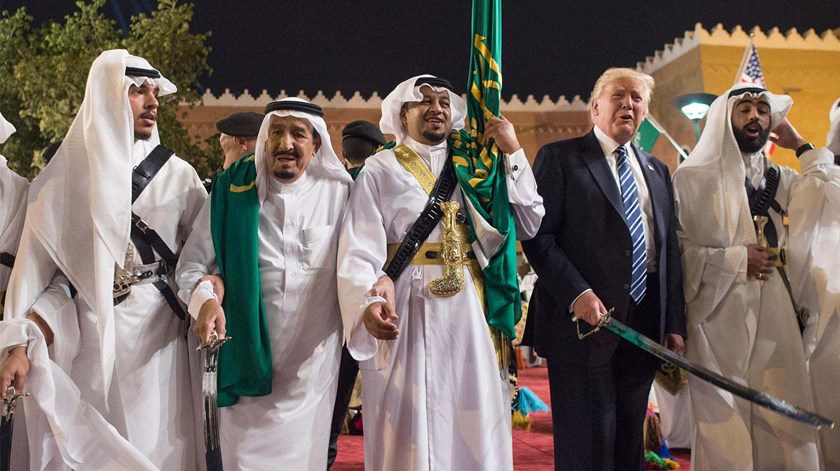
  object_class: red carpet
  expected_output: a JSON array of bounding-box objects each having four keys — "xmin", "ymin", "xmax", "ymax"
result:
[{"xmin": 332, "ymin": 365, "xmax": 690, "ymax": 470}]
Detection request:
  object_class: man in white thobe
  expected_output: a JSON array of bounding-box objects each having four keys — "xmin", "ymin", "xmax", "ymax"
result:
[
  {"xmin": 673, "ymin": 83, "xmax": 832, "ymax": 470},
  {"xmin": 787, "ymin": 97, "xmax": 840, "ymax": 469},
  {"xmin": 336, "ymin": 75, "xmax": 544, "ymax": 470},
  {"xmin": 0, "ymin": 112, "xmax": 28, "ymax": 300},
  {"xmin": 0, "ymin": 50, "xmax": 206, "ymax": 470},
  {"xmin": 0, "ymin": 111, "xmax": 29, "ymax": 469},
  {"xmin": 176, "ymin": 98, "xmax": 352, "ymax": 470}
]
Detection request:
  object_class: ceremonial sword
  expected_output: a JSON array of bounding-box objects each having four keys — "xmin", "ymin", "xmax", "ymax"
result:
[
  {"xmin": 199, "ymin": 332, "xmax": 230, "ymax": 471},
  {"xmin": 576, "ymin": 312, "xmax": 835, "ymax": 429},
  {"xmin": 0, "ymin": 387, "xmax": 28, "ymax": 471}
]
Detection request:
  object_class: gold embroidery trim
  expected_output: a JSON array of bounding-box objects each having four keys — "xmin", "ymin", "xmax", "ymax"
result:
[
  {"xmin": 230, "ymin": 181, "xmax": 255, "ymax": 193},
  {"xmin": 393, "ymin": 144, "xmax": 436, "ymax": 196}
]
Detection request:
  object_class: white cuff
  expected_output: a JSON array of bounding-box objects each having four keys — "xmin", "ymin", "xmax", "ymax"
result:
[
  {"xmin": 346, "ymin": 298, "xmax": 384, "ymax": 362},
  {"xmin": 569, "ymin": 288, "xmax": 593, "ymax": 313},
  {"xmin": 737, "ymin": 246, "xmax": 749, "ymax": 284},
  {"xmin": 188, "ymin": 280, "xmax": 217, "ymax": 320},
  {"xmin": 505, "ymin": 148, "xmax": 528, "ymax": 181},
  {"xmin": 799, "ymin": 147, "xmax": 834, "ymax": 172},
  {"xmin": 363, "ymin": 295, "xmax": 387, "ymax": 308}
]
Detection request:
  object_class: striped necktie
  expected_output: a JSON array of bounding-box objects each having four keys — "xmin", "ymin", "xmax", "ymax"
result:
[{"xmin": 615, "ymin": 145, "xmax": 647, "ymax": 303}]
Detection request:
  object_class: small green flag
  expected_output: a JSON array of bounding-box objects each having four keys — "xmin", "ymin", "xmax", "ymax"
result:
[{"xmin": 633, "ymin": 117, "xmax": 661, "ymax": 153}]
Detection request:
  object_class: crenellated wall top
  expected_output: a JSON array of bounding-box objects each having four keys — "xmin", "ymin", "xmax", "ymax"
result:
[
  {"xmin": 637, "ymin": 22, "xmax": 840, "ymax": 74},
  {"xmin": 188, "ymin": 23, "xmax": 839, "ymax": 109}
]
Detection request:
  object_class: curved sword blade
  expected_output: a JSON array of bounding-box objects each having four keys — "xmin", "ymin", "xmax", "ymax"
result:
[
  {"xmin": 599, "ymin": 316, "xmax": 834, "ymax": 429},
  {"xmin": 199, "ymin": 333, "xmax": 230, "ymax": 471}
]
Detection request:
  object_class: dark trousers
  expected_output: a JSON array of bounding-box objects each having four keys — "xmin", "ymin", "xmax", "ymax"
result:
[
  {"xmin": 547, "ymin": 276, "xmax": 661, "ymax": 471},
  {"xmin": 326, "ymin": 345, "xmax": 359, "ymax": 469}
]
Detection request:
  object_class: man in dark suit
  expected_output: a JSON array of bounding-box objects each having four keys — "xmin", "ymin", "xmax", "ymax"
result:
[{"xmin": 521, "ymin": 68, "xmax": 686, "ymax": 471}]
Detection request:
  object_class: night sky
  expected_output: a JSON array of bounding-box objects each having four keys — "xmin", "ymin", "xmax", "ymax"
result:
[{"xmin": 3, "ymin": 1, "xmax": 838, "ymax": 100}]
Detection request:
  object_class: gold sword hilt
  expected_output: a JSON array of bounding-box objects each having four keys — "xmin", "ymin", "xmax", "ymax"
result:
[
  {"xmin": 429, "ymin": 201, "xmax": 466, "ymax": 297},
  {"xmin": 753, "ymin": 215, "xmax": 770, "ymax": 250}
]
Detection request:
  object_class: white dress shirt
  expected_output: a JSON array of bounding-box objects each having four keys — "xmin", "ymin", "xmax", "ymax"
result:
[
  {"xmin": 570, "ymin": 127, "xmax": 660, "ymax": 312},
  {"xmin": 594, "ymin": 125, "xmax": 657, "ymax": 272}
]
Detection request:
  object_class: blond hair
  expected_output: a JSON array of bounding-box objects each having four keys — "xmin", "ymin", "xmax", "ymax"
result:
[{"xmin": 591, "ymin": 68, "xmax": 655, "ymax": 104}]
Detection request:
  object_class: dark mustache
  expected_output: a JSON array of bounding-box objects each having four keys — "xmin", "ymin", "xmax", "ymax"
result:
[
  {"xmin": 273, "ymin": 150, "xmax": 298, "ymax": 158},
  {"xmin": 743, "ymin": 119, "xmax": 763, "ymax": 131},
  {"xmin": 140, "ymin": 112, "xmax": 156, "ymax": 120}
]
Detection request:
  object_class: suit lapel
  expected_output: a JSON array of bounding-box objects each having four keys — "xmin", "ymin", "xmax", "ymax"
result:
[
  {"xmin": 634, "ymin": 145, "xmax": 666, "ymax": 250},
  {"xmin": 581, "ymin": 130, "xmax": 626, "ymax": 224}
]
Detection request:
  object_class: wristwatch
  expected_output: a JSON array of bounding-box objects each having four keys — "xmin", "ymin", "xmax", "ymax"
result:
[{"xmin": 795, "ymin": 143, "xmax": 815, "ymax": 158}]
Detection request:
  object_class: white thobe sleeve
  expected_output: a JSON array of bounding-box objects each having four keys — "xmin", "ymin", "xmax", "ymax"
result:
[
  {"xmin": 336, "ymin": 170, "xmax": 388, "ymax": 361},
  {"xmin": 787, "ymin": 147, "xmax": 840, "ymax": 351},
  {"xmin": 680, "ymin": 241, "xmax": 748, "ymax": 303},
  {"xmin": 177, "ymin": 166, "xmax": 209, "ymax": 246},
  {"xmin": 504, "ymin": 149, "xmax": 544, "ymax": 240},
  {"xmin": 8, "ymin": 224, "xmax": 80, "ymax": 372},
  {"xmin": 175, "ymin": 197, "xmax": 219, "ymax": 320},
  {"xmin": 0, "ymin": 318, "xmax": 159, "ymax": 470},
  {"xmin": 28, "ymin": 272, "xmax": 79, "ymax": 370}
]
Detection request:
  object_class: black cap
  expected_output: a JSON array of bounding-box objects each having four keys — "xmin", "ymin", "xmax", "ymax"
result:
[
  {"xmin": 215, "ymin": 112, "xmax": 263, "ymax": 137},
  {"xmin": 414, "ymin": 76, "xmax": 454, "ymax": 92},
  {"xmin": 342, "ymin": 120, "xmax": 386, "ymax": 146},
  {"xmin": 264, "ymin": 100, "xmax": 324, "ymax": 117}
]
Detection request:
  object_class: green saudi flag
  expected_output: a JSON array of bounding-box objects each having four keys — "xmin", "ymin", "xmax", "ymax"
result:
[
  {"xmin": 633, "ymin": 117, "xmax": 661, "ymax": 153},
  {"xmin": 449, "ymin": 0, "xmax": 521, "ymax": 340}
]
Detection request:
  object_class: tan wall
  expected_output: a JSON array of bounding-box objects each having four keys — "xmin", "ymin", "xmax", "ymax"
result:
[
  {"xmin": 179, "ymin": 104, "xmax": 592, "ymax": 165},
  {"xmin": 647, "ymin": 48, "xmax": 706, "ymax": 172}
]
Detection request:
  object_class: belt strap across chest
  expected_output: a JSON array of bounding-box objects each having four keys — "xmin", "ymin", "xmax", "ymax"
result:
[{"xmin": 382, "ymin": 145, "xmax": 458, "ymax": 281}]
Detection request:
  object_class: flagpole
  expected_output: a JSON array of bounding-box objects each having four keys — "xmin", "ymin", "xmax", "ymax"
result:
[
  {"xmin": 647, "ymin": 114, "xmax": 690, "ymax": 160},
  {"xmin": 733, "ymin": 34, "xmax": 755, "ymax": 85}
]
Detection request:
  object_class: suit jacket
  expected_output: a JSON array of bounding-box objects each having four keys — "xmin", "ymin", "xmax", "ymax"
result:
[{"xmin": 522, "ymin": 129, "xmax": 686, "ymax": 360}]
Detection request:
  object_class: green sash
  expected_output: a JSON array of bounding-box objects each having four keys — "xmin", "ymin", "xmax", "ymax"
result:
[{"xmin": 210, "ymin": 154, "xmax": 273, "ymax": 406}]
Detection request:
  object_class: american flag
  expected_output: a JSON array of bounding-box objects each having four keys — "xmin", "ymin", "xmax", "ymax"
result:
[
  {"xmin": 734, "ymin": 39, "xmax": 775, "ymax": 154},
  {"xmin": 737, "ymin": 42, "xmax": 766, "ymax": 86}
]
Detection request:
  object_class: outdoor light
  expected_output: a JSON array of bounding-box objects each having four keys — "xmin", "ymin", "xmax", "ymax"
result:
[
  {"xmin": 672, "ymin": 93, "xmax": 718, "ymax": 142},
  {"xmin": 680, "ymin": 102, "xmax": 711, "ymax": 121}
]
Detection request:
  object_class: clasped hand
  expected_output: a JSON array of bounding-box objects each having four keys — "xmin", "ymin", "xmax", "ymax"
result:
[{"xmin": 363, "ymin": 275, "xmax": 399, "ymax": 340}]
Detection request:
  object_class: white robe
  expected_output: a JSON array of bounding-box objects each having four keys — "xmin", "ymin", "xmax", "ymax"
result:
[
  {"xmin": 0, "ymin": 155, "xmax": 28, "ymax": 293},
  {"xmin": 674, "ymin": 150, "xmax": 826, "ymax": 471},
  {"xmin": 336, "ymin": 137, "xmax": 543, "ymax": 471},
  {"xmin": 6, "ymin": 149, "xmax": 206, "ymax": 470},
  {"xmin": 787, "ymin": 147, "xmax": 840, "ymax": 470},
  {"xmin": 177, "ymin": 170, "xmax": 350, "ymax": 471}
]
